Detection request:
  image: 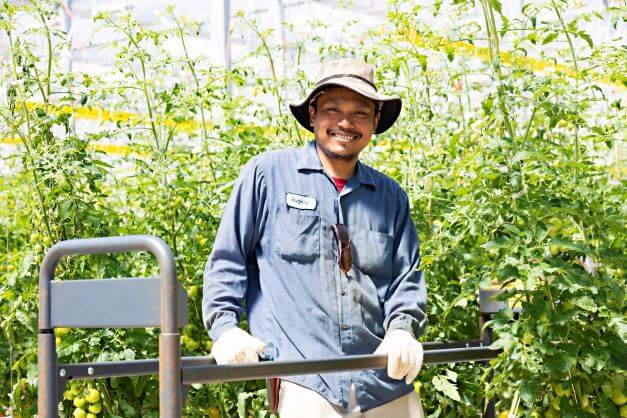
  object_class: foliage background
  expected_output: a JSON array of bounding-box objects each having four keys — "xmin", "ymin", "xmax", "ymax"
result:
[{"xmin": 1, "ymin": 0, "xmax": 625, "ymax": 417}]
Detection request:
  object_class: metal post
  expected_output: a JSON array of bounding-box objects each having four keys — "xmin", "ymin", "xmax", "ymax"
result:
[
  {"xmin": 37, "ymin": 332, "xmax": 57, "ymax": 418},
  {"xmin": 480, "ymin": 288, "xmax": 502, "ymax": 418}
]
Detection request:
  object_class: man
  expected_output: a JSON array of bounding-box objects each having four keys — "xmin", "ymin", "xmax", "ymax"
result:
[{"xmin": 202, "ymin": 58, "xmax": 427, "ymax": 417}]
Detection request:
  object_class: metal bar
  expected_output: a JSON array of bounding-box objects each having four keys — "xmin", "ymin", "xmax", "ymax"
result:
[
  {"xmin": 422, "ymin": 340, "xmax": 484, "ymax": 350},
  {"xmin": 57, "ymin": 343, "xmax": 501, "ymax": 381},
  {"xmin": 58, "ymin": 356, "xmax": 213, "ymax": 380},
  {"xmin": 425, "ymin": 346, "xmax": 499, "ymax": 364},
  {"xmin": 183, "ymin": 354, "xmax": 386, "ymax": 385},
  {"xmin": 59, "ymin": 359, "xmax": 160, "ymax": 380},
  {"xmin": 182, "ymin": 346, "xmax": 501, "ymax": 385}
]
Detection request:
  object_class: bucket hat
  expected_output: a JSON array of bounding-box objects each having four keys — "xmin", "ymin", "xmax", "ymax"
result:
[{"xmin": 289, "ymin": 58, "xmax": 402, "ymax": 134}]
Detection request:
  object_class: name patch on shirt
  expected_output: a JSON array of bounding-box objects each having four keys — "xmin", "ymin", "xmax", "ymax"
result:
[{"xmin": 286, "ymin": 193, "xmax": 317, "ymax": 210}]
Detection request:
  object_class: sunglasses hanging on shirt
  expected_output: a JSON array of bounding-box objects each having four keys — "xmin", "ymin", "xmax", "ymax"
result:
[{"xmin": 331, "ymin": 223, "xmax": 352, "ymax": 274}]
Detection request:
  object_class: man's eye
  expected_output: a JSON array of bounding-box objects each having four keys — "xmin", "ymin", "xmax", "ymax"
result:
[{"xmin": 326, "ymin": 107, "xmax": 339, "ymax": 112}]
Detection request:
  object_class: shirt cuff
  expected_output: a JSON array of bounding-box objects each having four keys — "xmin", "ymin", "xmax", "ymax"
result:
[
  {"xmin": 385, "ymin": 314, "xmax": 427, "ymax": 339},
  {"xmin": 209, "ymin": 313, "xmax": 239, "ymax": 342}
]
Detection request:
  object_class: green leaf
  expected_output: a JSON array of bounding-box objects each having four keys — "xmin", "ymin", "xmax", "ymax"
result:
[
  {"xmin": 484, "ymin": 236, "xmax": 510, "ymax": 249},
  {"xmin": 542, "ymin": 32, "xmax": 559, "ymax": 45},
  {"xmin": 545, "ymin": 352, "xmax": 577, "ymax": 372},
  {"xmin": 574, "ymin": 296, "xmax": 597, "ymax": 312},
  {"xmin": 119, "ymin": 399, "xmax": 136, "ymax": 417},
  {"xmin": 578, "ymin": 31, "xmax": 593, "ymax": 48},
  {"xmin": 418, "ymin": 54, "xmax": 427, "ymax": 72},
  {"xmin": 237, "ymin": 391, "xmax": 254, "ymax": 418},
  {"xmin": 521, "ymin": 380, "xmax": 541, "ymax": 404},
  {"xmin": 432, "ymin": 375, "xmax": 461, "ymax": 401},
  {"xmin": 445, "ymin": 369, "xmax": 458, "ymax": 382},
  {"xmin": 489, "ymin": 0, "xmax": 502, "ymax": 14}
]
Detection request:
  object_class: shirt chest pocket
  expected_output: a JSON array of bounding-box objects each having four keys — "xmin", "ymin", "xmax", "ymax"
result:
[
  {"xmin": 351, "ymin": 227, "xmax": 394, "ymax": 277},
  {"xmin": 274, "ymin": 211, "xmax": 320, "ymax": 261}
]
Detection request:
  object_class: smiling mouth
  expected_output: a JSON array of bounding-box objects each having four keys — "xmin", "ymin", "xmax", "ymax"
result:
[{"xmin": 329, "ymin": 131, "xmax": 361, "ymax": 141}]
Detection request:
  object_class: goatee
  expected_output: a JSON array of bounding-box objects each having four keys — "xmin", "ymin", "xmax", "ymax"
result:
[{"xmin": 317, "ymin": 140, "xmax": 358, "ymax": 161}]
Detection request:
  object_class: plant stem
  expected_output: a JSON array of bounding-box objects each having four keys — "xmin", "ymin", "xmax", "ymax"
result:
[
  {"xmin": 480, "ymin": 0, "xmax": 516, "ymax": 140},
  {"xmin": 550, "ymin": 0, "xmax": 579, "ymax": 75},
  {"xmin": 5, "ymin": 27, "xmax": 54, "ymax": 238},
  {"xmin": 248, "ymin": 20, "xmax": 283, "ymax": 117},
  {"xmin": 173, "ymin": 16, "xmax": 216, "ymax": 181},
  {"xmin": 106, "ymin": 17, "xmax": 160, "ymax": 151},
  {"xmin": 550, "ymin": 0, "xmax": 581, "ymax": 167},
  {"xmin": 36, "ymin": 8, "xmax": 53, "ymax": 100}
]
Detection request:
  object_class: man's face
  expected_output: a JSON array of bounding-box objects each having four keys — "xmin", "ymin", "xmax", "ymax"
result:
[{"xmin": 309, "ymin": 86, "xmax": 380, "ymax": 162}]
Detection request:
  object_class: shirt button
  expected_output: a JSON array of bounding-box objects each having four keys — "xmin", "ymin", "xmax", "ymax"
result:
[
  {"xmin": 340, "ymin": 290, "xmax": 346, "ymax": 296},
  {"xmin": 341, "ymin": 323, "xmax": 349, "ymax": 330}
]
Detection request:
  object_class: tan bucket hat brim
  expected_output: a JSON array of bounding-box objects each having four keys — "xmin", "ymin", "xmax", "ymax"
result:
[{"xmin": 289, "ymin": 59, "xmax": 402, "ymax": 135}]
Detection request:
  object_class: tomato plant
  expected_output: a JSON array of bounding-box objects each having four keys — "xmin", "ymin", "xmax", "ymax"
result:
[{"xmin": 1, "ymin": 0, "xmax": 624, "ymax": 417}]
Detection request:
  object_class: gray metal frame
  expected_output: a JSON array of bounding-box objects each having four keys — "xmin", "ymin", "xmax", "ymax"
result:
[
  {"xmin": 38, "ymin": 235, "xmax": 182, "ymax": 417},
  {"xmin": 39, "ymin": 235, "xmax": 505, "ymax": 418}
]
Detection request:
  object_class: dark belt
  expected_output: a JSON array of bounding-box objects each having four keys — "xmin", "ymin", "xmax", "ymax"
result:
[{"xmin": 266, "ymin": 377, "xmax": 281, "ymax": 414}]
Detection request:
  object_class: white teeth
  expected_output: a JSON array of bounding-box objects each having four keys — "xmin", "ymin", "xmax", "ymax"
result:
[{"xmin": 331, "ymin": 132, "xmax": 357, "ymax": 140}]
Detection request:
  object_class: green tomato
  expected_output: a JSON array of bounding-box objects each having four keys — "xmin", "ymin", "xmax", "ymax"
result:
[
  {"xmin": 184, "ymin": 337, "xmax": 200, "ymax": 351},
  {"xmin": 549, "ymin": 244, "xmax": 560, "ymax": 256},
  {"xmin": 619, "ymin": 404, "xmax": 627, "ymax": 418},
  {"xmin": 55, "ymin": 327, "xmax": 71, "ymax": 336},
  {"xmin": 581, "ymin": 395, "xmax": 590, "ymax": 409},
  {"xmin": 73, "ymin": 408, "xmax": 87, "ymax": 418},
  {"xmin": 70, "ymin": 384, "xmax": 82, "ymax": 396},
  {"xmin": 183, "ymin": 325, "xmax": 196, "ymax": 337},
  {"xmin": 85, "ymin": 388, "xmax": 100, "ymax": 403},
  {"xmin": 87, "ymin": 414, "xmax": 97, "ymax": 418},
  {"xmin": 187, "ymin": 285, "xmax": 199, "ymax": 299},
  {"xmin": 544, "ymin": 406, "xmax": 559, "ymax": 418},
  {"xmin": 554, "ymin": 383, "xmax": 570, "ymax": 398},
  {"xmin": 547, "ymin": 217, "xmax": 563, "ymax": 237},
  {"xmin": 611, "ymin": 389, "xmax": 627, "ymax": 406},
  {"xmin": 73, "ymin": 397, "xmax": 86, "ymax": 408},
  {"xmin": 562, "ymin": 300, "xmax": 575, "ymax": 311},
  {"xmin": 88, "ymin": 402, "xmax": 102, "ymax": 414}
]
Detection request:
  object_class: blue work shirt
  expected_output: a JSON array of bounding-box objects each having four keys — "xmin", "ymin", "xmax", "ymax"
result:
[{"xmin": 202, "ymin": 140, "xmax": 427, "ymax": 413}]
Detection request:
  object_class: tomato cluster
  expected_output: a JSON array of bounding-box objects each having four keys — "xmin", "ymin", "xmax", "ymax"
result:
[{"xmin": 63, "ymin": 383, "xmax": 102, "ymax": 418}]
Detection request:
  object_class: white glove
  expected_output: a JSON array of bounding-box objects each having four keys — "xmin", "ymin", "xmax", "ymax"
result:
[
  {"xmin": 211, "ymin": 327, "xmax": 266, "ymax": 365},
  {"xmin": 374, "ymin": 329, "xmax": 424, "ymax": 385}
]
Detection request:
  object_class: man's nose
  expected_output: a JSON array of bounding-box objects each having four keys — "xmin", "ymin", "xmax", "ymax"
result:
[{"xmin": 337, "ymin": 115, "xmax": 355, "ymax": 129}]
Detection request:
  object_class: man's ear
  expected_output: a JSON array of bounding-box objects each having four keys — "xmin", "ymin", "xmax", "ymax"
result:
[
  {"xmin": 373, "ymin": 111, "xmax": 381, "ymax": 131},
  {"xmin": 308, "ymin": 105, "xmax": 316, "ymax": 127}
]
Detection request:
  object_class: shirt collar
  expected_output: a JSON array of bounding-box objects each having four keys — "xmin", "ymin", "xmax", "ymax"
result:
[{"xmin": 297, "ymin": 140, "xmax": 376, "ymax": 190}]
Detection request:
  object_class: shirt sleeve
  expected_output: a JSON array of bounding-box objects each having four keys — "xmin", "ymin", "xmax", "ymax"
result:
[
  {"xmin": 382, "ymin": 188, "xmax": 428, "ymax": 338},
  {"xmin": 202, "ymin": 157, "xmax": 268, "ymax": 342}
]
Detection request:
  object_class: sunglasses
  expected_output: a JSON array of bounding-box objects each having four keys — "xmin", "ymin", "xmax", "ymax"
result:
[{"xmin": 331, "ymin": 223, "xmax": 352, "ymax": 274}]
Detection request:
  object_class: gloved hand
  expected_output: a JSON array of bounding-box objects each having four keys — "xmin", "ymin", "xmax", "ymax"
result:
[
  {"xmin": 374, "ymin": 329, "xmax": 424, "ymax": 385},
  {"xmin": 211, "ymin": 327, "xmax": 266, "ymax": 365}
]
